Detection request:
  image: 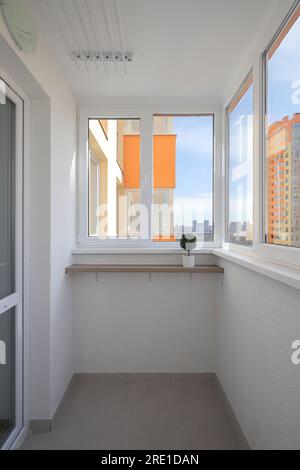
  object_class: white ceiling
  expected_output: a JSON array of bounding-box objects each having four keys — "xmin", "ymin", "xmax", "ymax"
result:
[{"xmin": 26, "ymin": 0, "xmax": 274, "ymax": 99}]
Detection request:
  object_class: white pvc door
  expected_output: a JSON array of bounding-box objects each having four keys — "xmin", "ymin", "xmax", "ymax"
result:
[{"xmin": 0, "ymin": 81, "xmax": 23, "ymax": 449}]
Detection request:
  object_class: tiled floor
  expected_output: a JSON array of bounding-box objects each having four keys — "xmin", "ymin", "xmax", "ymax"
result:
[{"xmin": 21, "ymin": 376, "xmax": 246, "ymax": 450}]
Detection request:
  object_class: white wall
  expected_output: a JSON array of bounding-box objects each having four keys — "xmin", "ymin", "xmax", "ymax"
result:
[
  {"xmin": 48, "ymin": 76, "xmax": 76, "ymax": 417},
  {"xmin": 216, "ymin": 259, "xmax": 300, "ymax": 449},
  {"xmin": 0, "ymin": 11, "xmax": 76, "ymax": 419},
  {"xmin": 73, "ymin": 254, "xmax": 219, "ymax": 373},
  {"xmin": 29, "ymin": 99, "xmax": 51, "ymax": 418},
  {"xmin": 74, "ymin": 273, "xmax": 217, "ymax": 373}
]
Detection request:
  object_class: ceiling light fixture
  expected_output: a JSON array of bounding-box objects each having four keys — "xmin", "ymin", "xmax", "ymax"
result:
[{"xmin": 71, "ymin": 51, "xmax": 133, "ymax": 63}]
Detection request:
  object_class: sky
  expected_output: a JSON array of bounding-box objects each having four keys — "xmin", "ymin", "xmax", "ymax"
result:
[
  {"xmin": 172, "ymin": 116, "xmax": 213, "ymax": 227},
  {"xmin": 268, "ymin": 16, "xmax": 300, "ymax": 125}
]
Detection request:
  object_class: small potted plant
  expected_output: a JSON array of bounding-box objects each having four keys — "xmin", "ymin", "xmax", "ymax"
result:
[{"xmin": 180, "ymin": 233, "xmax": 197, "ymax": 268}]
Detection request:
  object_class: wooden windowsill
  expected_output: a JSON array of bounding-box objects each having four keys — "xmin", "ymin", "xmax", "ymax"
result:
[{"xmin": 65, "ymin": 264, "xmax": 224, "ymax": 274}]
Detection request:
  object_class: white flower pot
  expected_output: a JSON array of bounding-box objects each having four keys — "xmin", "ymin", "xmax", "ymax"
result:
[{"xmin": 182, "ymin": 255, "xmax": 195, "ymax": 268}]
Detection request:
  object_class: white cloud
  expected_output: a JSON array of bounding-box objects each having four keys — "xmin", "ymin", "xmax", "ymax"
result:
[
  {"xmin": 175, "ymin": 124, "xmax": 213, "ymax": 157},
  {"xmin": 173, "ymin": 194, "xmax": 213, "ymax": 225},
  {"xmin": 279, "ymin": 20, "xmax": 300, "ymax": 56},
  {"xmin": 269, "ymin": 18, "xmax": 300, "ymax": 83},
  {"xmin": 292, "ymin": 80, "xmax": 300, "ymax": 104}
]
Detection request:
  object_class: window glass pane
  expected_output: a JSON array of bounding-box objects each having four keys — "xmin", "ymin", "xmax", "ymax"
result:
[
  {"xmin": 228, "ymin": 77, "xmax": 253, "ymax": 246},
  {"xmin": 266, "ymin": 5, "xmax": 300, "ymax": 247},
  {"xmin": 88, "ymin": 119, "xmax": 141, "ymax": 238},
  {"xmin": 152, "ymin": 115, "xmax": 214, "ymax": 242},
  {"xmin": 0, "ymin": 96, "xmax": 15, "ymax": 299}
]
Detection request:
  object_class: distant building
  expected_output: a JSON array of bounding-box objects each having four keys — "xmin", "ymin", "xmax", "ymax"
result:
[
  {"xmin": 267, "ymin": 113, "xmax": 300, "ymax": 247},
  {"xmin": 204, "ymin": 220, "xmax": 209, "ymax": 234}
]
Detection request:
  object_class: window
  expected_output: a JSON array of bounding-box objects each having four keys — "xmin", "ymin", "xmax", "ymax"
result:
[
  {"xmin": 227, "ymin": 73, "xmax": 254, "ymax": 246},
  {"xmin": 79, "ymin": 109, "xmax": 217, "ymax": 248},
  {"xmin": 265, "ymin": 2, "xmax": 300, "ymax": 248},
  {"xmin": 88, "ymin": 118, "xmax": 141, "ymax": 239},
  {"xmin": 152, "ymin": 115, "xmax": 214, "ymax": 242}
]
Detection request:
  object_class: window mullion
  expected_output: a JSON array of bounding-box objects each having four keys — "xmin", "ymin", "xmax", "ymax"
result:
[
  {"xmin": 253, "ymin": 54, "xmax": 264, "ymax": 249},
  {"xmin": 140, "ymin": 112, "xmax": 153, "ymax": 242}
]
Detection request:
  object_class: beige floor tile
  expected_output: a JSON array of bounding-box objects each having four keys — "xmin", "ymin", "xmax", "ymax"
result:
[{"xmin": 21, "ymin": 380, "xmax": 244, "ymax": 450}]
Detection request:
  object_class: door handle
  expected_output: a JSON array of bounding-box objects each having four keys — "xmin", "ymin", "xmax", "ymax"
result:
[{"xmin": 0, "ymin": 293, "xmax": 19, "ymax": 315}]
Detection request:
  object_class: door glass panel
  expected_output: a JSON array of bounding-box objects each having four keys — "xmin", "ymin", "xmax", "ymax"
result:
[
  {"xmin": 0, "ymin": 87, "xmax": 17, "ymax": 449},
  {"xmin": 0, "ymin": 96, "xmax": 15, "ymax": 300},
  {"xmin": 0, "ymin": 308, "xmax": 15, "ymax": 447}
]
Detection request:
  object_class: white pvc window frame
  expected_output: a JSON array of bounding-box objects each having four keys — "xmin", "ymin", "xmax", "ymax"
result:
[
  {"xmin": 77, "ymin": 103, "xmax": 222, "ymax": 252},
  {"xmin": 223, "ymin": 0, "xmax": 300, "ymax": 269},
  {"xmin": 255, "ymin": 0, "xmax": 300, "ymax": 269}
]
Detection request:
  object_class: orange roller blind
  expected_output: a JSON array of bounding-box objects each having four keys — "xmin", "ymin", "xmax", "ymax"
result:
[
  {"xmin": 153, "ymin": 135, "xmax": 176, "ymax": 189},
  {"xmin": 123, "ymin": 135, "xmax": 140, "ymax": 189},
  {"xmin": 123, "ymin": 135, "xmax": 176, "ymax": 189}
]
